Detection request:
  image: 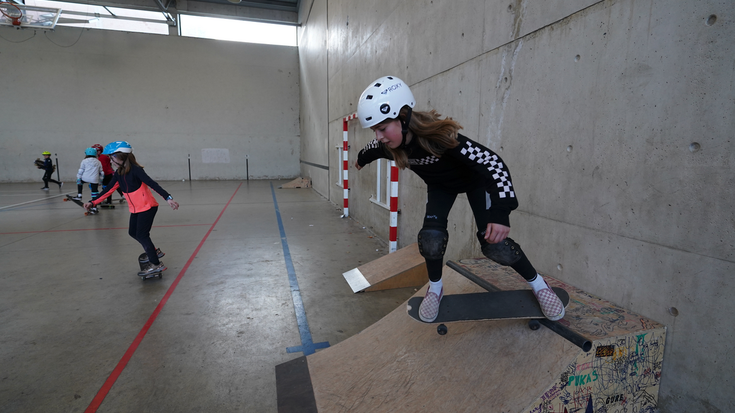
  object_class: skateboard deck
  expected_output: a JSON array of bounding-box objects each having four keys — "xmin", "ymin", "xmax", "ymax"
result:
[
  {"xmin": 407, "ymin": 287, "xmax": 569, "ymax": 326},
  {"xmin": 139, "ymin": 270, "xmax": 163, "ymax": 281},
  {"xmin": 98, "ymin": 198, "xmax": 125, "ymax": 208},
  {"xmin": 63, "ymin": 195, "xmax": 97, "ymax": 215}
]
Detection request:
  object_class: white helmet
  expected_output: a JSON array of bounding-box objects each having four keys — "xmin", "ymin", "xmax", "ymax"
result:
[{"xmin": 357, "ymin": 76, "xmax": 415, "ymax": 128}]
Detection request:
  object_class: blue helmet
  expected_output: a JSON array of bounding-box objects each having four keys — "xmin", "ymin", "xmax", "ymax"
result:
[
  {"xmin": 85, "ymin": 147, "xmax": 98, "ymax": 157},
  {"xmin": 102, "ymin": 141, "xmax": 133, "ymax": 155}
]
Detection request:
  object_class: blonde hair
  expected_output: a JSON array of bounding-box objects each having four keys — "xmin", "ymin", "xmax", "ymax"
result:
[
  {"xmin": 384, "ymin": 107, "xmax": 462, "ymax": 169},
  {"xmin": 113, "ymin": 153, "xmax": 144, "ymax": 175}
]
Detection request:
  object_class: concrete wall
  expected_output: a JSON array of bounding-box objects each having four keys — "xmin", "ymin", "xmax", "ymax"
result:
[
  {"xmin": 0, "ymin": 26, "xmax": 300, "ymax": 182},
  {"xmin": 299, "ymin": 0, "xmax": 734, "ymax": 411},
  {"xmin": 298, "ymin": 0, "xmax": 331, "ymax": 197}
]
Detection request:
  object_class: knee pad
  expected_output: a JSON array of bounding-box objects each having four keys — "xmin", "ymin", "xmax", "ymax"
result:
[
  {"xmin": 477, "ymin": 232, "xmax": 522, "ymax": 266},
  {"xmin": 418, "ymin": 228, "xmax": 448, "ymax": 261}
]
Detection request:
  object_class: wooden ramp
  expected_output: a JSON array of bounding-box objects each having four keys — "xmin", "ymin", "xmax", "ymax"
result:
[
  {"xmin": 342, "ymin": 243, "xmax": 427, "ymax": 293},
  {"xmin": 277, "ymin": 259, "xmax": 666, "ymax": 413},
  {"xmin": 279, "ymin": 177, "xmax": 312, "ymax": 189}
]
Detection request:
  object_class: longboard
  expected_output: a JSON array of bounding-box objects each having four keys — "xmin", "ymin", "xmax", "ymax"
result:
[{"xmin": 63, "ymin": 195, "xmax": 97, "ymax": 215}]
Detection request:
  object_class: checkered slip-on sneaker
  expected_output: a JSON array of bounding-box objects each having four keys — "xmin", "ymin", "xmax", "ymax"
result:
[
  {"xmin": 533, "ymin": 281, "xmax": 565, "ymax": 321},
  {"xmin": 419, "ymin": 287, "xmax": 444, "ymax": 322}
]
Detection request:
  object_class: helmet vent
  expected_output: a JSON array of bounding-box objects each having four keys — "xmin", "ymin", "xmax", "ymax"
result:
[
  {"xmin": 374, "ymin": 83, "xmax": 381, "ymax": 87},
  {"xmin": 366, "ymin": 95, "xmax": 373, "ymax": 100},
  {"xmin": 365, "ymin": 116, "xmax": 372, "ymax": 121}
]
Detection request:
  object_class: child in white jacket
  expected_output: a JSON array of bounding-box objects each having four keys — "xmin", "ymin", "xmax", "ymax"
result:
[{"xmin": 74, "ymin": 147, "xmax": 104, "ymax": 201}]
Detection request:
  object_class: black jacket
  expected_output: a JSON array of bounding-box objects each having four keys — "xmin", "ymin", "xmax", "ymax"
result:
[{"xmin": 357, "ymin": 133, "xmax": 519, "ymax": 226}]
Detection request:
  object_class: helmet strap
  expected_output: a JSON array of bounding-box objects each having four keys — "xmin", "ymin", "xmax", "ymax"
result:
[{"xmin": 399, "ymin": 107, "xmax": 413, "ymax": 149}]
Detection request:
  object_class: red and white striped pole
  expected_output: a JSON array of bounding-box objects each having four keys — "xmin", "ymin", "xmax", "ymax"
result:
[
  {"xmin": 342, "ymin": 113, "xmax": 357, "ymax": 217},
  {"xmin": 389, "ymin": 160, "xmax": 399, "ymax": 253}
]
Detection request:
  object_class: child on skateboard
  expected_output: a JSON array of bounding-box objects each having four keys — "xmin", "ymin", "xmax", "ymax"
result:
[
  {"xmin": 92, "ymin": 143, "xmax": 124, "ymax": 205},
  {"xmin": 74, "ymin": 148, "xmax": 104, "ymax": 202},
  {"xmin": 84, "ymin": 141, "xmax": 179, "ymax": 277},
  {"xmin": 353, "ymin": 76, "xmax": 565, "ymax": 323},
  {"xmin": 39, "ymin": 151, "xmax": 63, "ymax": 190}
]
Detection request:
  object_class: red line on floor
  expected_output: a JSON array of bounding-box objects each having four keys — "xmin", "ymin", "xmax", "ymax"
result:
[
  {"xmin": 84, "ymin": 183, "xmax": 242, "ymax": 413},
  {"xmin": 0, "ymin": 224, "xmax": 212, "ymax": 235}
]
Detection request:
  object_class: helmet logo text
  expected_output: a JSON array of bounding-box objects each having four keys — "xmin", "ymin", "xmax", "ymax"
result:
[{"xmin": 380, "ymin": 82, "xmax": 403, "ymax": 95}]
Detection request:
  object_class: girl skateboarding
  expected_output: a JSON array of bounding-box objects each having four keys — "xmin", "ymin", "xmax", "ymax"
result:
[
  {"xmin": 84, "ymin": 141, "xmax": 179, "ymax": 277},
  {"xmin": 353, "ymin": 76, "xmax": 564, "ymax": 323}
]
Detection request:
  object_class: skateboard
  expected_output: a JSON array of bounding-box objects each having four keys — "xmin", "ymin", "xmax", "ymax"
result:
[
  {"xmin": 407, "ymin": 287, "xmax": 570, "ymax": 335},
  {"xmin": 138, "ymin": 252, "xmax": 165, "ymax": 281},
  {"xmin": 63, "ymin": 195, "xmax": 98, "ymax": 215},
  {"xmin": 34, "ymin": 158, "xmax": 55, "ymax": 171},
  {"xmin": 98, "ymin": 197, "xmax": 126, "ymax": 208}
]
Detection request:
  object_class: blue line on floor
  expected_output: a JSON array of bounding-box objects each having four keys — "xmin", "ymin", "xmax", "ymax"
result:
[{"xmin": 270, "ymin": 182, "xmax": 329, "ymax": 356}]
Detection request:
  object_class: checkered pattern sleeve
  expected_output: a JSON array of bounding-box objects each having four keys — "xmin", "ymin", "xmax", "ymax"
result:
[
  {"xmin": 357, "ymin": 139, "xmax": 391, "ymax": 167},
  {"xmin": 449, "ymin": 134, "xmax": 519, "ymax": 226}
]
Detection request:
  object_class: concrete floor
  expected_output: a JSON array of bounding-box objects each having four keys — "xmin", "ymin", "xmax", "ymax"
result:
[{"xmin": 0, "ymin": 180, "xmax": 416, "ymax": 412}]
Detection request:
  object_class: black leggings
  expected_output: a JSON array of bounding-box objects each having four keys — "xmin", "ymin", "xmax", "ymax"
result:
[
  {"xmin": 129, "ymin": 207, "xmax": 160, "ymax": 265},
  {"xmin": 78, "ymin": 182, "xmax": 99, "ymax": 198},
  {"xmin": 421, "ymin": 185, "xmax": 537, "ymax": 282},
  {"xmin": 42, "ymin": 171, "xmax": 61, "ymax": 187}
]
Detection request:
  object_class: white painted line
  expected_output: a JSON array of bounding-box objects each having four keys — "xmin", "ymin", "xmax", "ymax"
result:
[{"xmin": 0, "ymin": 193, "xmax": 68, "ymax": 210}]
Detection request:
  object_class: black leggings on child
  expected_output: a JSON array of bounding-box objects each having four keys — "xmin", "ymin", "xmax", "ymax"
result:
[
  {"xmin": 42, "ymin": 170, "xmax": 61, "ymax": 187},
  {"xmin": 421, "ymin": 185, "xmax": 537, "ymax": 282},
  {"xmin": 129, "ymin": 207, "xmax": 160, "ymax": 265}
]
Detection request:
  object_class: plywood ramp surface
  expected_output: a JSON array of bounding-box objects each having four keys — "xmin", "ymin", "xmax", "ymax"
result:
[
  {"xmin": 279, "ymin": 177, "xmax": 312, "ymax": 188},
  {"xmin": 307, "ymin": 267, "xmax": 580, "ymax": 413},
  {"xmin": 448, "ymin": 258, "xmax": 667, "ymax": 412}
]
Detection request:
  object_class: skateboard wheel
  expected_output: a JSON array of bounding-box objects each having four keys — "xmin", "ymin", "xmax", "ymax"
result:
[
  {"xmin": 63, "ymin": 198, "xmax": 68, "ymax": 202},
  {"xmin": 528, "ymin": 320, "xmax": 541, "ymax": 331},
  {"xmin": 437, "ymin": 324, "xmax": 448, "ymax": 335}
]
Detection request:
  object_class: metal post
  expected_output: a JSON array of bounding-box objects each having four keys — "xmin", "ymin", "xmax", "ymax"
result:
[
  {"xmin": 389, "ymin": 161, "xmax": 399, "ymax": 253},
  {"xmin": 55, "ymin": 154, "xmax": 61, "ymax": 182},
  {"xmin": 188, "ymin": 154, "xmax": 191, "ymax": 181}
]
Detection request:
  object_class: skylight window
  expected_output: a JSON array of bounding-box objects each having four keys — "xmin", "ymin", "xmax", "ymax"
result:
[
  {"xmin": 21, "ymin": 0, "xmax": 297, "ymax": 46},
  {"xmin": 179, "ymin": 15, "xmax": 297, "ymax": 47},
  {"xmin": 24, "ymin": 0, "xmax": 169, "ymax": 35}
]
